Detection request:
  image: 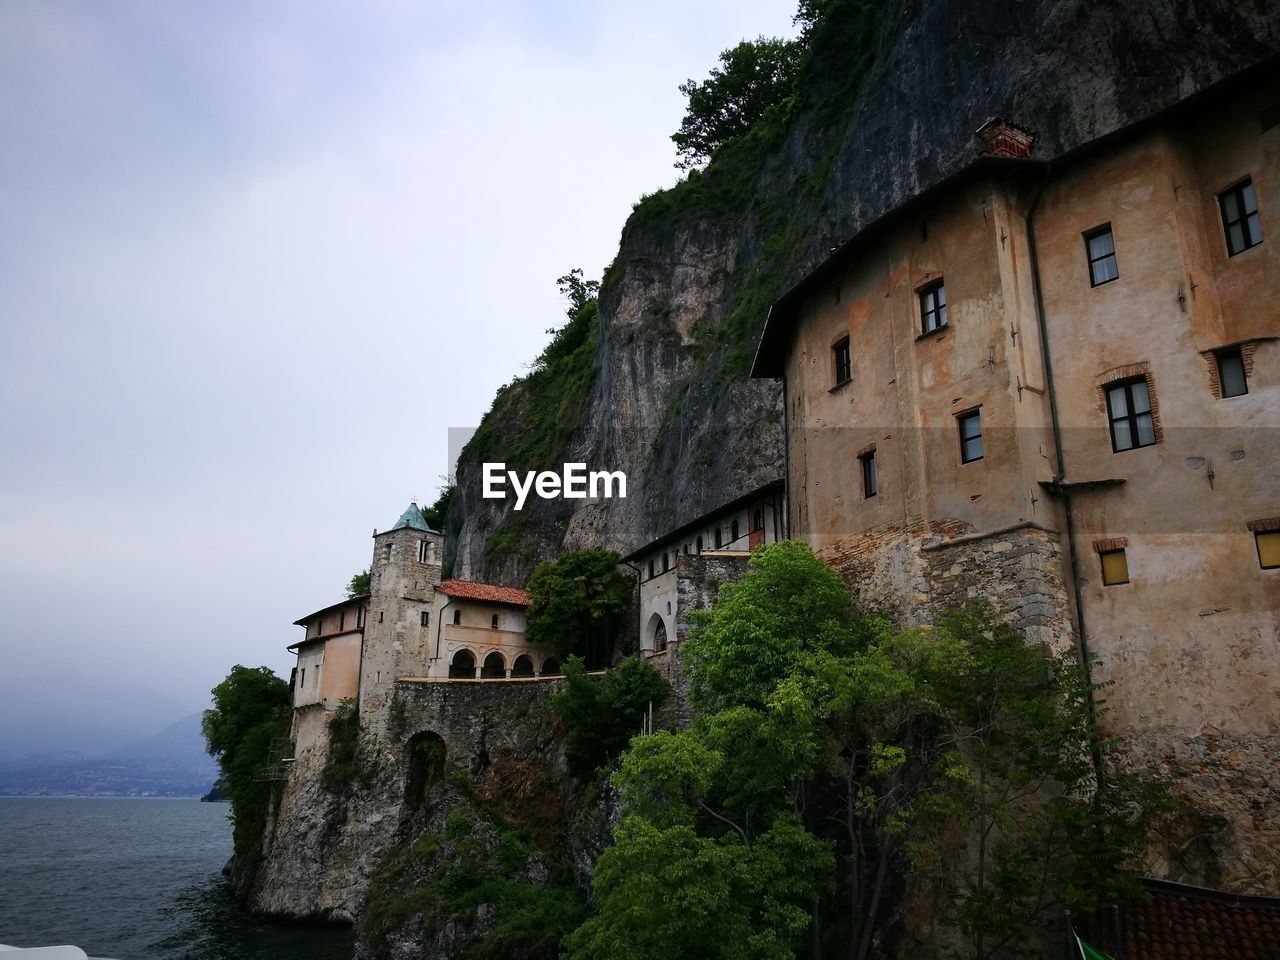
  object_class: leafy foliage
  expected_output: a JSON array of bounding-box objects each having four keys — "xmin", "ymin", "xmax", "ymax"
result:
[
  {"xmin": 572, "ymin": 542, "xmax": 1168, "ymax": 960},
  {"xmin": 549, "ymin": 656, "xmax": 667, "ymax": 780},
  {"xmin": 420, "ymin": 484, "xmax": 455, "ymax": 532},
  {"xmin": 524, "ymin": 550, "xmax": 630, "ymax": 665},
  {"xmin": 347, "ymin": 569, "xmax": 371, "ymax": 598},
  {"xmin": 360, "ymin": 775, "xmax": 584, "ymax": 959},
  {"xmin": 323, "ymin": 697, "xmax": 373, "ymax": 790},
  {"xmin": 201, "ymin": 665, "xmax": 292, "ymax": 863},
  {"xmin": 672, "ymin": 36, "xmax": 802, "ymax": 170}
]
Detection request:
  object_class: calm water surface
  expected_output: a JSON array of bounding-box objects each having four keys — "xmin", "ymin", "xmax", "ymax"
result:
[{"xmin": 0, "ymin": 797, "xmax": 353, "ymax": 960}]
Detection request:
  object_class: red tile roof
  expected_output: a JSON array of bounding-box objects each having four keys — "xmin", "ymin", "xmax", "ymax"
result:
[
  {"xmin": 1081, "ymin": 880, "xmax": 1280, "ymax": 959},
  {"xmin": 437, "ymin": 578, "xmax": 531, "ymax": 607}
]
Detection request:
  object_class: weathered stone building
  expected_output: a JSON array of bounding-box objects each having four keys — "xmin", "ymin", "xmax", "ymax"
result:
[{"xmin": 753, "ymin": 67, "xmax": 1280, "ymax": 891}]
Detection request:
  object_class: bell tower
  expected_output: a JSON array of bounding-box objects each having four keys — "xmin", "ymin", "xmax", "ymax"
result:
[{"xmin": 358, "ymin": 502, "xmax": 445, "ymax": 728}]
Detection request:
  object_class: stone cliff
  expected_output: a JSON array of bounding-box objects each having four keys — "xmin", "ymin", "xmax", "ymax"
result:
[{"xmin": 447, "ymin": 0, "xmax": 1280, "ymax": 586}]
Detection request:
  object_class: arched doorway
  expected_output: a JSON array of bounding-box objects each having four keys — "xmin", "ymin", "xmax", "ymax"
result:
[
  {"xmin": 511, "ymin": 655, "xmax": 535, "ymax": 677},
  {"xmin": 404, "ymin": 731, "xmax": 445, "ymax": 813},
  {"xmin": 449, "ymin": 649, "xmax": 475, "ymax": 678},
  {"xmin": 541, "ymin": 656, "xmax": 561, "ymax": 677},
  {"xmin": 481, "ymin": 652, "xmax": 506, "ymax": 678}
]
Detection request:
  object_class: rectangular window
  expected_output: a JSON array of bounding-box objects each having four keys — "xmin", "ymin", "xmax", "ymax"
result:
[
  {"xmin": 1219, "ymin": 178, "xmax": 1262, "ymax": 256},
  {"xmin": 420, "ymin": 611, "xmax": 429, "ymax": 627},
  {"xmin": 833, "ymin": 336, "xmax": 851, "ymax": 386},
  {"xmin": 1216, "ymin": 347, "xmax": 1248, "ymax": 398},
  {"xmin": 1100, "ymin": 549, "xmax": 1130, "ymax": 585},
  {"xmin": 357, "ymin": 606, "xmax": 365, "ymax": 629},
  {"xmin": 1106, "ymin": 378, "xmax": 1156, "ymax": 452},
  {"xmin": 1084, "ymin": 225, "xmax": 1118, "ymax": 286},
  {"xmin": 1257, "ymin": 531, "xmax": 1280, "ymax": 570},
  {"xmin": 958, "ymin": 410, "xmax": 983, "ymax": 463},
  {"xmin": 860, "ymin": 450, "xmax": 877, "ymax": 498},
  {"xmin": 299, "ymin": 668, "xmax": 305, "ymax": 688},
  {"xmin": 491, "ymin": 614, "xmax": 500, "ymax": 629},
  {"xmin": 920, "ymin": 280, "xmax": 947, "ymax": 334}
]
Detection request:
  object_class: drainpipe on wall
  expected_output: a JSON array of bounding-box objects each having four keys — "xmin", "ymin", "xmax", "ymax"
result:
[
  {"xmin": 1025, "ymin": 167, "xmax": 1106, "ymax": 789},
  {"xmin": 781, "ymin": 372, "xmax": 792, "ymax": 540}
]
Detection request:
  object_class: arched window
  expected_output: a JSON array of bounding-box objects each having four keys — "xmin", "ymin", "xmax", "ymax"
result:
[
  {"xmin": 541, "ymin": 656, "xmax": 562, "ymax": 677},
  {"xmin": 452, "ymin": 609, "xmax": 461, "ymax": 625},
  {"xmin": 648, "ymin": 559, "xmax": 655, "ymax": 578},
  {"xmin": 731, "ymin": 519, "xmax": 739, "ymax": 542},
  {"xmin": 491, "ymin": 613, "xmax": 499, "ymax": 629},
  {"xmin": 481, "ymin": 652, "xmax": 506, "ymax": 678},
  {"xmin": 653, "ymin": 618, "xmax": 668, "ymax": 652},
  {"xmin": 511, "ymin": 655, "xmax": 535, "ymax": 678},
  {"xmin": 449, "ymin": 649, "xmax": 475, "ymax": 678},
  {"xmin": 714, "ymin": 527, "xmax": 723, "ymax": 548}
]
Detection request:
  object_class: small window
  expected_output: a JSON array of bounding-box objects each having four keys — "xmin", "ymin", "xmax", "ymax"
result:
[
  {"xmin": 418, "ymin": 540, "xmax": 428, "ymax": 563},
  {"xmin": 491, "ymin": 614, "xmax": 499, "ymax": 629},
  {"xmin": 299, "ymin": 668, "xmax": 305, "ymax": 688},
  {"xmin": 1105, "ymin": 378, "xmax": 1156, "ymax": 452},
  {"xmin": 662, "ymin": 552, "xmax": 669, "ymax": 573},
  {"xmin": 1084, "ymin": 225, "xmax": 1118, "ymax": 286},
  {"xmin": 378, "ymin": 610, "xmax": 384, "ymax": 623},
  {"xmin": 1219, "ymin": 178, "xmax": 1262, "ymax": 256},
  {"xmin": 731, "ymin": 519, "xmax": 740, "ymax": 542},
  {"xmin": 714, "ymin": 528, "xmax": 723, "ymax": 549},
  {"xmin": 648, "ymin": 559, "xmax": 655, "ymax": 578},
  {"xmin": 696, "ymin": 535, "xmax": 703, "ymax": 554},
  {"xmin": 860, "ymin": 450, "xmax": 878, "ymax": 498},
  {"xmin": 1216, "ymin": 347, "xmax": 1248, "ymax": 398},
  {"xmin": 920, "ymin": 280, "xmax": 947, "ymax": 334},
  {"xmin": 452, "ymin": 609, "xmax": 461, "ymax": 626},
  {"xmin": 357, "ymin": 606, "xmax": 365, "ymax": 629},
  {"xmin": 958, "ymin": 410, "xmax": 983, "ymax": 463},
  {"xmin": 1100, "ymin": 549, "xmax": 1130, "ymax": 585},
  {"xmin": 833, "ymin": 336, "xmax": 851, "ymax": 386},
  {"xmin": 1257, "ymin": 532, "xmax": 1280, "ymax": 570},
  {"xmin": 420, "ymin": 611, "xmax": 429, "ymax": 627}
]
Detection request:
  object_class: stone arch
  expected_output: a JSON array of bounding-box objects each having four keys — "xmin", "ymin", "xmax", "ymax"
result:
[
  {"xmin": 404, "ymin": 731, "xmax": 446, "ymax": 812},
  {"xmin": 651, "ymin": 614, "xmax": 668, "ymax": 652},
  {"xmin": 642, "ymin": 612, "xmax": 665, "ymax": 653},
  {"xmin": 449, "ymin": 648, "xmax": 475, "ymax": 678},
  {"xmin": 481, "ymin": 651, "xmax": 506, "ymax": 678},
  {"xmin": 511, "ymin": 654, "xmax": 535, "ymax": 677},
  {"xmin": 541, "ymin": 656, "xmax": 562, "ymax": 677}
]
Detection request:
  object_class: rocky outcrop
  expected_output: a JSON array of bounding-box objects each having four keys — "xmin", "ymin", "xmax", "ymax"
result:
[
  {"xmin": 448, "ymin": 0, "xmax": 1280, "ymax": 585},
  {"xmin": 250, "ymin": 679, "xmax": 576, "ymax": 924}
]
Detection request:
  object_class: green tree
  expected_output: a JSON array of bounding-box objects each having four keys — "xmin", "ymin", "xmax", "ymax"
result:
[
  {"xmin": 201, "ymin": 665, "xmax": 292, "ymax": 863},
  {"xmin": 347, "ymin": 569, "xmax": 370, "ymax": 597},
  {"xmin": 524, "ymin": 549, "xmax": 629, "ymax": 667},
  {"xmin": 671, "ymin": 36, "xmax": 802, "ymax": 169},
  {"xmin": 549, "ymin": 656, "xmax": 667, "ymax": 779},
  {"xmin": 572, "ymin": 542, "xmax": 1166, "ymax": 960}
]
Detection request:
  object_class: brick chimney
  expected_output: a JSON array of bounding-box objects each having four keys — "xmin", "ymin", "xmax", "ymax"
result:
[{"xmin": 975, "ymin": 117, "xmax": 1037, "ymax": 158}]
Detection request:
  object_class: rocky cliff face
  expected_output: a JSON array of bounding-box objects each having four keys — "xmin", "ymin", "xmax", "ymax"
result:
[{"xmin": 448, "ymin": 0, "xmax": 1280, "ymax": 585}]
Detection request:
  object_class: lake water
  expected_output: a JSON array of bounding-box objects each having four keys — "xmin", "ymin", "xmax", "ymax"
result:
[{"xmin": 0, "ymin": 797, "xmax": 353, "ymax": 959}]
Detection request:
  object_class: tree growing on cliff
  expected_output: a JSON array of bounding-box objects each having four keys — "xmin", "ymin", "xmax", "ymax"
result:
[
  {"xmin": 201, "ymin": 665, "xmax": 292, "ymax": 864},
  {"xmin": 672, "ymin": 36, "xmax": 802, "ymax": 169},
  {"xmin": 525, "ymin": 549, "xmax": 630, "ymax": 667},
  {"xmin": 549, "ymin": 656, "xmax": 667, "ymax": 780},
  {"xmin": 567, "ymin": 542, "xmax": 1166, "ymax": 960}
]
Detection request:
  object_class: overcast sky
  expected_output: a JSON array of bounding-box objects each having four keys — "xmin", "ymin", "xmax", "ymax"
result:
[{"xmin": 0, "ymin": 1, "xmax": 798, "ymax": 748}]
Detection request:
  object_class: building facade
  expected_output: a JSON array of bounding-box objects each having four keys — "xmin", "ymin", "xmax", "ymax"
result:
[
  {"xmin": 288, "ymin": 594, "xmax": 367, "ymax": 752},
  {"xmin": 753, "ymin": 72, "xmax": 1279, "ymax": 890}
]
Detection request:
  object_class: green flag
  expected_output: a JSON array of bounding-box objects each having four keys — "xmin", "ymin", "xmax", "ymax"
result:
[{"xmin": 1076, "ymin": 935, "xmax": 1115, "ymax": 960}]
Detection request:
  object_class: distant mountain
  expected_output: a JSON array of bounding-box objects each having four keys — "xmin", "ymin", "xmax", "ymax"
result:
[
  {"xmin": 0, "ymin": 713, "xmax": 218, "ymax": 798},
  {"xmin": 0, "ymin": 673, "xmax": 195, "ymax": 763}
]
